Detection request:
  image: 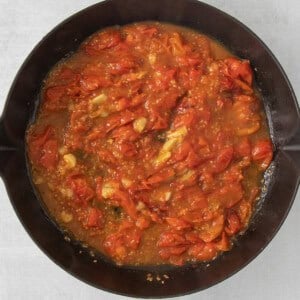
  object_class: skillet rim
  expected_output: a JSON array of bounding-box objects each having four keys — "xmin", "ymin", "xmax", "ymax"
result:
[{"xmin": 1, "ymin": 0, "xmax": 299, "ymax": 297}]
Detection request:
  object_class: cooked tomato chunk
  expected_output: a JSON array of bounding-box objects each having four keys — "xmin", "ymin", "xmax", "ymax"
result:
[
  {"xmin": 28, "ymin": 126, "xmax": 58, "ymax": 170},
  {"xmin": 252, "ymin": 139, "xmax": 273, "ymax": 170}
]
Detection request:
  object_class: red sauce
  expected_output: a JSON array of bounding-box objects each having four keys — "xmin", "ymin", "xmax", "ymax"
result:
[{"xmin": 26, "ymin": 22, "xmax": 273, "ymax": 266}]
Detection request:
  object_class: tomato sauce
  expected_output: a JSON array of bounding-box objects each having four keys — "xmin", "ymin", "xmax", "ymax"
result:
[{"xmin": 26, "ymin": 22, "xmax": 273, "ymax": 266}]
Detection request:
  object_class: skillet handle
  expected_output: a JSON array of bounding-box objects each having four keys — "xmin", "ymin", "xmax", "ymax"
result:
[
  {"xmin": 0, "ymin": 117, "xmax": 15, "ymax": 177},
  {"xmin": 283, "ymin": 125, "xmax": 300, "ymax": 172}
]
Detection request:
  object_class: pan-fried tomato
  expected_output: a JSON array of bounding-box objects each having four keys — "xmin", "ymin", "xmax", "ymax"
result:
[
  {"xmin": 39, "ymin": 139, "xmax": 58, "ymax": 169},
  {"xmin": 224, "ymin": 58, "xmax": 253, "ymax": 85},
  {"xmin": 28, "ymin": 126, "xmax": 58, "ymax": 170},
  {"xmin": 84, "ymin": 29, "xmax": 122, "ymax": 54},
  {"xmin": 188, "ymin": 242, "xmax": 218, "ymax": 261},
  {"xmin": 212, "ymin": 146, "xmax": 234, "ymax": 173},
  {"xmin": 67, "ymin": 175, "xmax": 95, "ymax": 205},
  {"xmin": 86, "ymin": 208, "xmax": 104, "ymax": 228},
  {"xmin": 104, "ymin": 221, "xmax": 141, "ymax": 260},
  {"xmin": 27, "ymin": 22, "xmax": 272, "ymax": 266},
  {"xmin": 225, "ymin": 211, "xmax": 241, "ymax": 235},
  {"xmin": 252, "ymin": 139, "xmax": 273, "ymax": 170},
  {"xmin": 157, "ymin": 231, "xmax": 186, "ymax": 248}
]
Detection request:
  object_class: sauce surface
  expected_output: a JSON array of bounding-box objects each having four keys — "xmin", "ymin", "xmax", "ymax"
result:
[{"xmin": 27, "ymin": 22, "xmax": 273, "ymax": 266}]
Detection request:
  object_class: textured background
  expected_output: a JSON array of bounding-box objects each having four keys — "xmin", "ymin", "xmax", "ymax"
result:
[{"xmin": 0, "ymin": 0, "xmax": 299, "ymax": 299}]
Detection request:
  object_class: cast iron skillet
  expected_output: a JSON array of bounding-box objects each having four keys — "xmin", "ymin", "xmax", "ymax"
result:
[{"xmin": 1, "ymin": 0, "xmax": 299, "ymax": 297}]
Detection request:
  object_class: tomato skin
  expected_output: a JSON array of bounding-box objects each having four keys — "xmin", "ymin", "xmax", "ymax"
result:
[
  {"xmin": 188, "ymin": 242, "xmax": 217, "ymax": 261},
  {"xmin": 104, "ymin": 233, "xmax": 126, "ymax": 259},
  {"xmin": 224, "ymin": 58, "xmax": 253, "ymax": 85},
  {"xmin": 235, "ymin": 137, "xmax": 251, "ymax": 158},
  {"xmin": 219, "ymin": 183, "xmax": 243, "ymax": 208},
  {"xmin": 111, "ymin": 124, "xmax": 139, "ymax": 142},
  {"xmin": 177, "ymin": 55, "xmax": 201, "ymax": 68},
  {"xmin": 80, "ymin": 75, "xmax": 108, "ymax": 91},
  {"xmin": 198, "ymin": 214, "xmax": 224, "ymax": 242},
  {"xmin": 181, "ymin": 186, "xmax": 208, "ymax": 212},
  {"xmin": 85, "ymin": 30, "xmax": 122, "ymax": 55},
  {"xmin": 104, "ymin": 221, "xmax": 141, "ymax": 259},
  {"xmin": 149, "ymin": 111, "xmax": 169, "ymax": 130},
  {"xmin": 212, "ymin": 146, "xmax": 234, "ymax": 173},
  {"xmin": 58, "ymin": 67, "xmax": 77, "ymax": 81},
  {"xmin": 172, "ymin": 141, "xmax": 191, "ymax": 162},
  {"xmin": 67, "ymin": 175, "xmax": 95, "ymax": 205},
  {"xmin": 114, "ymin": 191, "xmax": 137, "ymax": 220},
  {"xmin": 108, "ymin": 57, "xmax": 136, "ymax": 75},
  {"xmin": 188, "ymin": 241, "xmax": 204, "ymax": 256},
  {"xmin": 225, "ymin": 211, "xmax": 241, "ymax": 235},
  {"xmin": 252, "ymin": 140, "xmax": 273, "ymax": 170},
  {"xmin": 86, "ymin": 208, "xmax": 103, "ymax": 227},
  {"xmin": 105, "ymin": 110, "xmax": 136, "ymax": 133},
  {"xmin": 158, "ymin": 230, "xmax": 189, "ymax": 262},
  {"xmin": 39, "ymin": 140, "xmax": 58, "ymax": 169},
  {"xmin": 219, "ymin": 75, "xmax": 235, "ymax": 92},
  {"xmin": 155, "ymin": 68, "xmax": 177, "ymax": 90},
  {"xmin": 185, "ymin": 231, "xmax": 202, "ymax": 244},
  {"xmin": 186, "ymin": 150, "xmax": 201, "ymax": 168},
  {"xmin": 143, "ymin": 167, "xmax": 175, "ymax": 187},
  {"xmin": 28, "ymin": 126, "xmax": 58, "ymax": 170},
  {"xmin": 173, "ymin": 109, "xmax": 198, "ymax": 129},
  {"xmin": 159, "ymin": 245, "xmax": 188, "ymax": 259},
  {"xmin": 46, "ymin": 86, "xmax": 65, "ymax": 102},
  {"xmin": 125, "ymin": 24, "xmax": 158, "ymax": 43},
  {"xmin": 157, "ymin": 232, "xmax": 186, "ymax": 248},
  {"xmin": 139, "ymin": 25, "xmax": 158, "ymax": 37}
]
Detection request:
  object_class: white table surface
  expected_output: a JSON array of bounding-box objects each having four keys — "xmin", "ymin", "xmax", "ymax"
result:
[{"xmin": 0, "ymin": 0, "xmax": 299, "ymax": 299}]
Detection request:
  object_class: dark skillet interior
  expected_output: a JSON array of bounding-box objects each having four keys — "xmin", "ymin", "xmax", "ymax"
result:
[{"xmin": 0, "ymin": 0, "xmax": 299, "ymax": 297}]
